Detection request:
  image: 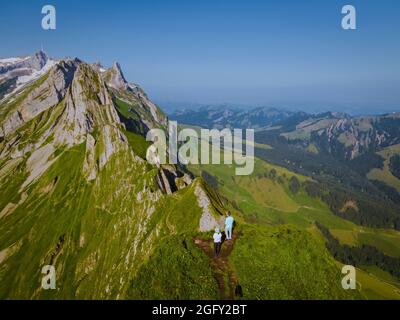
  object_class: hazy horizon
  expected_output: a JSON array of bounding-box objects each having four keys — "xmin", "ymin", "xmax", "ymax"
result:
[{"xmin": 149, "ymin": 84, "xmax": 400, "ymax": 116}]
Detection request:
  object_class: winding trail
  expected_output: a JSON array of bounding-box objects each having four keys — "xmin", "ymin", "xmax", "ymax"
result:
[{"xmin": 194, "ymin": 232, "xmax": 241, "ymax": 300}]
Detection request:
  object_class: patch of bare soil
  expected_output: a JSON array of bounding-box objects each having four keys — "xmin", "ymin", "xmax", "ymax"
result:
[{"xmin": 194, "ymin": 232, "xmax": 242, "ymax": 300}]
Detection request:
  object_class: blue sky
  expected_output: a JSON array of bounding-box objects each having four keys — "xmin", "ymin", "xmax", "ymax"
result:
[{"xmin": 1, "ymin": 0, "xmax": 399, "ymax": 113}]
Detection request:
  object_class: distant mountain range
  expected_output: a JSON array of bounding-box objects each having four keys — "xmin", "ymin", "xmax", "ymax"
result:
[
  {"xmin": 170, "ymin": 105, "xmax": 400, "ymax": 161},
  {"xmin": 171, "ymin": 105, "xmax": 307, "ymax": 130},
  {"xmin": 171, "ymin": 104, "xmax": 400, "ymax": 231}
]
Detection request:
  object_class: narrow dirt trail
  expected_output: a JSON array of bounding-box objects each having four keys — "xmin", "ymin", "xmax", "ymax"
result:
[{"xmin": 194, "ymin": 232, "xmax": 241, "ymax": 300}]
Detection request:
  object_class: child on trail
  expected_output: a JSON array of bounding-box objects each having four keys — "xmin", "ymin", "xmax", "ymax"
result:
[{"xmin": 213, "ymin": 227, "xmax": 222, "ymax": 257}]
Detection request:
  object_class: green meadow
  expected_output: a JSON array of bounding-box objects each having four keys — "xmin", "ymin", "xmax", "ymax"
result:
[{"xmin": 189, "ymin": 150, "xmax": 400, "ymax": 299}]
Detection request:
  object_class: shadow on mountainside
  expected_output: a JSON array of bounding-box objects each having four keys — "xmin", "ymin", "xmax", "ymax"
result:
[{"xmin": 194, "ymin": 232, "xmax": 243, "ymax": 300}]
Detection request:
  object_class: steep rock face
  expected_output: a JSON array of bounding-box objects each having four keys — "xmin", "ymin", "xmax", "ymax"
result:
[
  {"xmin": 103, "ymin": 62, "xmax": 167, "ymax": 134},
  {"xmin": 272, "ymin": 112, "xmax": 400, "ymax": 160},
  {"xmin": 194, "ymin": 184, "xmax": 224, "ymax": 232},
  {"xmin": 0, "ymin": 51, "xmax": 55, "ymax": 101},
  {"xmin": 105, "ymin": 62, "xmax": 130, "ymax": 91},
  {"xmin": 52, "ymin": 62, "xmax": 120, "ymax": 146},
  {"xmin": 0, "ymin": 58, "xmax": 169, "ymax": 187},
  {"xmin": 156, "ymin": 165, "xmax": 192, "ymax": 195},
  {"xmin": 309, "ymin": 115, "xmax": 400, "ymax": 160},
  {"xmin": 0, "ymin": 59, "xmax": 77, "ymax": 138},
  {"xmin": 0, "ymin": 50, "xmax": 48, "ymax": 74},
  {"xmin": 83, "ymin": 133, "xmax": 97, "ymax": 181}
]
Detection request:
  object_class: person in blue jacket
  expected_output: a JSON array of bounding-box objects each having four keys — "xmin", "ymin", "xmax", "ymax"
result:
[{"xmin": 225, "ymin": 211, "xmax": 234, "ymax": 240}]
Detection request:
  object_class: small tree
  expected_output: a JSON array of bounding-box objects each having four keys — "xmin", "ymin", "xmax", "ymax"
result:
[
  {"xmin": 289, "ymin": 176, "xmax": 300, "ymax": 194},
  {"xmin": 269, "ymin": 169, "xmax": 277, "ymax": 180}
]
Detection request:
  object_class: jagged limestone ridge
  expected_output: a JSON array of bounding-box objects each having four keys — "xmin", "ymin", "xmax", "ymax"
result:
[{"xmin": 0, "ymin": 58, "xmax": 223, "ymax": 299}]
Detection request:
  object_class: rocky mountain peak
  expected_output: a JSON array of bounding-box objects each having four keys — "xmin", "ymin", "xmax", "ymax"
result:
[
  {"xmin": 91, "ymin": 61, "xmax": 105, "ymax": 72},
  {"xmin": 30, "ymin": 50, "xmax": 49, "ymax": 70},
  {"xmin": 0, "ymin": 50, "xmax": 55, "ymax": 101},
  {"xmin": 112, "ymin": 62, "xmax": 124, "ymax": 75},
  {"xmin": 105, "ymin": 62, "xmax": 129, "ymax": 90}
]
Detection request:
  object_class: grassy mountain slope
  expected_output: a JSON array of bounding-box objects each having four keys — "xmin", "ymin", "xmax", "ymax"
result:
[
  {"xmin": 189, "ymin": 153, "xmax": 400, "ymax": 299},
  {"xmin": 126, "ymin": 235, "xmax": 219, "ymax": 300},
  {"xmin": 230, "ymin": 224, "xmax": 357, "ymax": 300}
]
